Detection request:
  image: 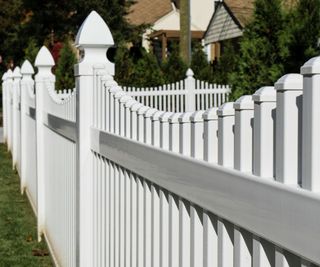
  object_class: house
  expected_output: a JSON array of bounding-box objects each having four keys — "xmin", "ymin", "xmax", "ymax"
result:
[
  {"xmin": 126, "ymin": 0, "xmax": 215, "ymax": 60},
  {"xmin": 203, "ymin": 0, "xmax": 255, "ymax": 62}
]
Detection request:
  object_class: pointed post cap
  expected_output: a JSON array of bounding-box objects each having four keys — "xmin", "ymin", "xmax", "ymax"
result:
[
  {"xmin": 252, "ymin": 86, "xmax": 276, "ymax": 102},
  {"xmin": 21, "ymin": 60, "xmax": 35, "ymax": 75},
  {"xmin": 12, "ymin": 66, "xmax": 22, "ymax": 78},
  {"xmin": 301, "ymin": 56, "xmax": 320, "ymax": 75},
  {"xmin": 75, "ymin": 11, "xmax": 114, "ymax": 47},
  {"xmin": 2, "ymin": 72, "xmax": 7, "ymax": 81},
  {"xmin": 35, "ymin": 46, "xmax": 55, "ymax": 67},
  {"xmin": 7, "ymin": 69, "xmax": 13, "ymax": 79},
  {"xmin": 275, "ymin": 74, "xmax": 303, "ymax": 91},
  {"xmin": 217, "ymin": 102, "xmax": 235, "ymax": 117},
  {"xmin": 234, "ymin": 95, "xmax": 254, "ymax": 110},
  {"xmin": 186, "ymin": 68, "xmax": 194, "ymax": 77}
]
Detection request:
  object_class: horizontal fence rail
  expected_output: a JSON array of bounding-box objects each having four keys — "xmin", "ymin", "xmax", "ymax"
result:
[{"xmin": 1, "ymin": 10, "xmax": 320, "ymax": 267}]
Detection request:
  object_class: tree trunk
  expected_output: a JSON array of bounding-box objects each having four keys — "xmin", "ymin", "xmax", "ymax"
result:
[{"xmin": 179, "ymin": 0, "xmax": 191, "ymax": 65}]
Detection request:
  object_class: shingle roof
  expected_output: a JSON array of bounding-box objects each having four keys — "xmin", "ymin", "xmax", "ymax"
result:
[
  {"xmin": 126, "ymin": 0, "xmax": 173, "ymax": 26},
  {"xmin": 224, "ymin": 0, "xmax": 255, "ymax": 27}
]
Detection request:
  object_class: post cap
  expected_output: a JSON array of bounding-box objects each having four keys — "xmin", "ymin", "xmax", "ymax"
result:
[
  {"xmin": 6, "ymin": 69, "xmax": 13, "ymax": 79},
  {"xmin": 144, "ymin": 108, "xmax": 158, "ymax": 118},
  {"xmin": 131, "ymin": 103, "xmax": 143, "ymax": 112},
  {"xmin": 114, "ymin": 91, "xmax": 126, "ymax": 99},
  {"xmin": 275, "ymin": 74, "xmax": 303, "ymax": 91},
  {"xmin": 35, "ymin": 46, "xmax": 55, "ymax": 67},
  {"xmin": 191, "ymin": 110, "xmax": 206, "ymax": 122},
  {"xmin": 12, "ymin": 67, "xmax": 22, "ymax": 78},
  {"xmin": 125, "ymin": 99, "xmax": 138, "ymax": 108},
  {"xmin": 2, "ymin": 72, "xmax": 7, "ymax": 81},
  {"xmin": 159, "ymin": 112, "xmax": 174, "ymax": 122},
  {"xmin": 186, "ymin": 68, "xmax": 194, "ymax": 77},
  {"xmin": 252, "ymin": 86, "xmax": 276, "ymax": 102},
  {"xmin": 234, "ymin": 95, "xmax": 254, "ymax": 110},
  {"xmin": 152, "ymin": 111, "xmax": 166, "ymax": 121},
  {"xmin": 75, "ymin": 11, "xmax": 114, "ymax": 47},
  {"xmin": 21, "ymin": 60, "xmax": 35, "ymax": 75},
  {"xmin": 119, "ymin": 95, "xmax": 132, "ymax": 103},
  {"xmin": 178, "ymin": 112, "xmax": 194, "ymax": 123},
  {"xmin": 169, "ymin": 113, "xmax": 183, "ymax": 123},
  {"xmin": 301, "ymin": 56, "xmax": 320, "ymax": 75},
  {"xmin": 110, "ymin": 85, "xmax": 122, "ymax": 93},
  {"xmin": 203, "ymin": 107, "xmax": 218, "ymax": 120},
  {"xmin": 217, "ymin": 102, "xmax": 235, "ymax": 116},
  {"xmin": 137, "ymin": 105, "xmax": 150, "ymax": 115}
]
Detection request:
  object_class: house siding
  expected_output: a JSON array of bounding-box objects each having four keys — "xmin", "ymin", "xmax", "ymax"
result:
[{"xmin": 204, "ymin": 4, "xmax": 243, "ymax": 44}]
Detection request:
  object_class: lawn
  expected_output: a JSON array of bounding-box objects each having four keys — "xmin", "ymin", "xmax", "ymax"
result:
[{"xmin": 0, "ymin": 144, "xmax": 53, "ymax": 267}]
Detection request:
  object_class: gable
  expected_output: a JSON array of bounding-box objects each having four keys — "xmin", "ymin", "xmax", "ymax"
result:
[{"xmin": 204, "ymin": 3, "xmax": 243, "ymax": 44}]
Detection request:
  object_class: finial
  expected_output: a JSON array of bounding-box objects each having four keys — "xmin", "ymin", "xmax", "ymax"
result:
[
  {"xmin": 75, "ymin": 11, "xmax": 114, "ymax": 47},
  {"xmin": 35, "ymin": 46, "xmax": 55, "ymax": 67},
  {"xmin": 186, "ymin": 68, "xmax": 194, "ymax": 77},
  {"xmin": 12, "ymin": 66, "xmax": 22, "ymax": 78},
  {"xmin": 21, "ymin": 60, "xmax": 35, "ymax": 75}
]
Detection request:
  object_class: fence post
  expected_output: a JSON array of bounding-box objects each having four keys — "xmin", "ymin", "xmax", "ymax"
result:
[
  {"xmin": 217, "ymin": 102, "xmax": 235, "ymax": 267},
  {"xmin": 233, "ymin": 95, "xmax": 254, "ymax": 172},
  {"xmin": 252, "ymin": 86, "xmax": 276, "ymax": 266},
  {"xmin": 233, "ymin": 96, "xmax": 254, "ymax": 267},
  {"xmin": 74, "ymin": 11, "xmax": 115, "ymax": 266},
  {"xmin": 275, "ymin": 74, "xmax": 303, "ymax": 186},
  {"xmin": 203, "ymin": 108, "xmax": 218, "ymax": 163},
  {"xmin": 20, "ymin": 60, "xmax": 35, "ymax": 193},
  {"xmin": 6, "ymin": 69, "xmax": 13, "ymax": 152},
  {"xmin": 185, "ymin": 68, "xmax": 195, "ymax": 112},
  {"xmin": 34, "ymin": 46, "xmax": 55, "ymax": 240},
  {"xmin": 12, "ymin": 67, "xmax": 22, "ymax": 169},
  {"xmin": 301, "ymin": 57, "xmax": 320, "ymax": 192},
  {"xmin": 2, "ymin": 72, "xmax": 7, "ymax": 143}
]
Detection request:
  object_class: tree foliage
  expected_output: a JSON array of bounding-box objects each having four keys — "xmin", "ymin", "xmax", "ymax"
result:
[
  {"xmin": 224, "ymin": 0, "xmax": 320, "ymax": 100},
  {"xmin": 190, "ymin": 43, "xmax": 212, "ymax": 81},
  {"xmin": 55, "ymin": 40, "xmax": 77, "ymax": 90},
  {"xmin": 229, "ymin": 0, "xmax": 289, "ymax": 99}
]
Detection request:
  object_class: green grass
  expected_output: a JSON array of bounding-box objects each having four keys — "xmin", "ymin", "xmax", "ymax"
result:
[{"xmin": 0, "ymin": 144, "xmax": 53, "ymax": 267}]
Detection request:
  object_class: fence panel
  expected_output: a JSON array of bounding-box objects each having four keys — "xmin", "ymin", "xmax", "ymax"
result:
[
  {"xmin": 2, "ymin": 10, "xmax": 320, "ymax": 267},
  {"xmin": 122, "ymin": 69, "xmax": 231, "ymax": 112},
  {"xmin": 34, "ymin": 46, "xmax": 76, "ymax": 267}
]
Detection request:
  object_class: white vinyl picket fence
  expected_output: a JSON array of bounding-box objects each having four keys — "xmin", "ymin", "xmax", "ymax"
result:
[
  {"xmin": 2, "ymin": 10, "xmax": 320, "ymax": 267},
  {"xmin": 121, "ymin": 69, "xmax": 230, "ymax": 112}
]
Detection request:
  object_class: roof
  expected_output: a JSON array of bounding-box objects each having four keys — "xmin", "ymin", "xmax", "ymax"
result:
[
  {"xmin": 224, "ymin": 0, "xmax": 255, "ymax": 28},
  {"xmin": 126, "ymin": 0, "xmax": 173, "ymax": 26}
]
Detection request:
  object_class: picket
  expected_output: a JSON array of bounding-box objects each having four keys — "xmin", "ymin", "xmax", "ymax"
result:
[
  {"xmin": 2, "ymin": 10, "xmax": 320, "ymax": 267},
  {"xmin": 122, "ymin": 68, "xmax": 230, "ymax": 112}
]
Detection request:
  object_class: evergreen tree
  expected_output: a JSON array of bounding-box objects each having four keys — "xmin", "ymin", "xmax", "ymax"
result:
[
  {"xmin": 23, "ymin": 38, "xmax": 40, "ymax": 64},
  {"xmin": 131, "ymin": 49, "xmax": 164, "ymax": 87},
  {"xmin": 229, "ymin": 0, "xmax": 289, "ymax": 99},
  {"xmin": 115, "ymin": 44, "xmax": 136, "ymax": 86},
  {"xmin": 284, "ymin": 0, "xmax": 320, "ymax": 73},
  {"xmin": 55, "ymin": 40, "xmax": 77, "ymax": 90},
  {"xmin": 211, "ymin": 40, "xmax": 238, "ymax": 84},
  {"xmin": 162, "ymin": 45, "xmax": 188, "ymax": 83},
  {"xmin": 190, "ymin": 43, "xmax": 213, "ymax": 81}
]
